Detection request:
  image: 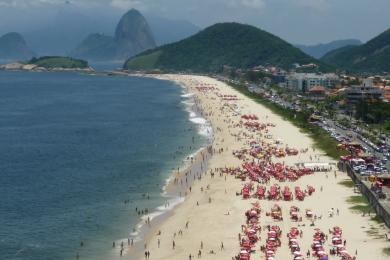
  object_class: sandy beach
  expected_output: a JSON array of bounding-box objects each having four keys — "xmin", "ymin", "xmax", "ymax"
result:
[{"xmin": 126, "ymin": 74, "xmax": 389, "ymax": 260}]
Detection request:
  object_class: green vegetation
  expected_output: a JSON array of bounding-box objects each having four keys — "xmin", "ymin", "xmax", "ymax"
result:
[
  {"xmin": 370, "ymin": 214, "xmax": 384, "ymax": 224},
  {"xmin": 383, "ymin": 247, "xmax": 390, "ymax": 256},
  {"xmin": 321, "ymin": 28, "xmax": 390, "ymax": 72},
  {"xmin": 228, "ymin": 82, "xmax": 346, "ymax": 159},
  {"xmin": 347, "ymin": 195, "xmax": 368, "ymax": 204},
  {"xmin": 125, "ymin": 51, "xmax": 162, "ymax": 70},
  {"xmin": 29, "ymin": 56, "xmax": 89, "ymax": 69},
  {"xmin": 349, "ymin": 204, "xmax": 372, "ymax": 213},
  {"xmin": 338, "ymin": 179, "xmax": 355, "ymax": 188},
  {"xmin": 355, "ymin": 100, "xmax": 390, "ymax": 124},
  {"xmin": 125, "ymin": 23, "xmax": 332, "ymax": 72}
]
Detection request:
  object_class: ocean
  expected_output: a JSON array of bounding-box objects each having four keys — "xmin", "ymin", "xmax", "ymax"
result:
[{"xmin": 0, "ymin": 70, "xmax": 207, "ymax": 259}]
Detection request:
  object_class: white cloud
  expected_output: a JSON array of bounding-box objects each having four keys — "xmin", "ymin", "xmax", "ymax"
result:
[
  {"xmin": 110, "ymin": 0, "xmax": 145, "ymax": 10},
  {"xmin": 227, "ymin": 0, "xmax": 265, "ymax": 9},
  {"xmin": 293, "ymin": 0, "xmax": 329, "ymax": 11},
  {"xmin": 241, "ymin": 0, "xmax": 265, "ymax": 9}
]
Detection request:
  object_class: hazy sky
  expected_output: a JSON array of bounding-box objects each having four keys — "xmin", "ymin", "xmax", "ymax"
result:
[{"xmin": 0, "ymin": 0, "xmax": 389, "ymax": 44}]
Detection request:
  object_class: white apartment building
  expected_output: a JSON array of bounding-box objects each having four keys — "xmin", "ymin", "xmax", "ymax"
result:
[{"xmin": 286, "ymin": 73, "xmax": 340, "ymax": 92}]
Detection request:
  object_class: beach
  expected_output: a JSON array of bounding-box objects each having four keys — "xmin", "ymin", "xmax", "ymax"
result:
[{"xmin": 126, "ymin": 74, "xmax": 389, "ymax": 260}]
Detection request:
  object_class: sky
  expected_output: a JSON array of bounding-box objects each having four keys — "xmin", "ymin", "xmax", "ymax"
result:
[{"xmin": 0, "ymin": 0, "xmax": 389, "ymax": 44}]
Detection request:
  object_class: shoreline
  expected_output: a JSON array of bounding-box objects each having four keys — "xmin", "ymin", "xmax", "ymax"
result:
[
  {"xmin": 115, "ymin": 75, "xmax": 215, "ymax": 259},
  {"xmin": 123, "ymin": 74, "xmax": 389, "ymax": 260}
]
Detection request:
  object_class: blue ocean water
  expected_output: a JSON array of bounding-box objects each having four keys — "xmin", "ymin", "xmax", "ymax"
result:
[{"xmin": 0, "ymin": 71, "xmax": 204, "ymax": 260}]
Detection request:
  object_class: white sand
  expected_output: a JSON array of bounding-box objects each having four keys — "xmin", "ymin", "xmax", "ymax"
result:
[{"xmin": 126, "ymin": 75, "xmax": 389, "ymax": 260}]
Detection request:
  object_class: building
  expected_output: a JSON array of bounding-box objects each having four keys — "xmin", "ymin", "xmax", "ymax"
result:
[
  {"xmin": 345, "ymin": 84, "xmax": 384, "ymax": 104},
  {"xmin": 381, "ymin": 86, "xmax": 390, "ymax": 101},
  {"xmin": 308, "ymin": 85, "xmax": 327, "ymax": 101},
  {"xmin": 286, "ymin": 73, "xmax": 340, "ymax": 92}
]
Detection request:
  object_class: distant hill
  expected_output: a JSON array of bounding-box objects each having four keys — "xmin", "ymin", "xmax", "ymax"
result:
[
  {"xmin": 71, "ymin": 34, "xmax": 117, "ymax": 61},
  {"xmin": 71, "ymin": 9, "xmax": 156, "ymax": 61},
  {"xmin": 29, "ymin": 56, "xmax": 89, "ymax": 69},
  {"xmin": 24, "ymin": 6, "xmax": 113, "ymax": 56},
  {"xmin": 124, "ymin": 23, "xmax": 328, "ymax": 72},
  {"xmin": 145, "ymin": 15, "xmax": 200, "ymax": 45},
  {"xmin": 114, "ymin": 9, "xmax": 156, "ymax": 59},
  {"xmin": 321, "ymin": 28, "xmax": 390, "ymax": 72},
  {"xmin": 0, "ymin": 32, "xmax": 35, "ymax": 60},
  {"xmin": 296, "ymin": 39, "xmax": 362, "ymax": 58}
]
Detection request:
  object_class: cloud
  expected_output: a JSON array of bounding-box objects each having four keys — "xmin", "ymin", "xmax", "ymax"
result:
[
  {"xmin": 110, "ymin": 0, "xmax": 145, "ymax": 10},
  {"xmin": 227, "ymin": 0, "xmax": 265, "ymax": 9},
  {"xmin": 240, "ymin": 0, "xmax": 265, "ymax": 9},
  {"xmin": 293, "ymin": 0, "xmax": 329, "ymax": 11}
]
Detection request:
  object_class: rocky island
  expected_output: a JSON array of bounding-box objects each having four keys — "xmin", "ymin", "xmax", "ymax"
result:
[{"xmin": 0, "ymin": 56, "xmax": 94, "ymax": 72}]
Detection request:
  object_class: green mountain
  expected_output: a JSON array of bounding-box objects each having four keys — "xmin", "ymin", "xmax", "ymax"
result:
[
  {"xmin": 296, "ymin": 39, "xmax": 362, "ymax": 59},
  {"xmin": 0, "ymin": 32, "xmax": 35, "ymax": 60},
  {"xmin": 29, "ymin": 56, "xmax": 89, "ymax": 69},
  {"xmin": 124, "ymin": 23, "xmax": 327, "ymax": 72},
  {"xmin": 321, "ymin": 28, "xmax": 390, "ymax": 72},
  {"xmin": 71, "ymin": 9, "xmax": 156, "ymax": 61}
]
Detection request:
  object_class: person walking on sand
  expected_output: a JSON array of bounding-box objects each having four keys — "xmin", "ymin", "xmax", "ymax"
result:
[
  {"xmin": 221, "ymin": 241, "xmax": 224, "ymax": 250},
  {"xmin": 198, "ymin": 250, "xmax": 202, "ymax": 258},
  {"xmin": 172, "ymin": 240, "xmax": 176, "ymax": 250}
]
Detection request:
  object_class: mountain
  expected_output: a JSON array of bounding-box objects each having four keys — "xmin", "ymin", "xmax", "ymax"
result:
[
  {"xmin": 24, "ymin": 6, "xmax": 113, "ymax": 56},
  {"xmin": 114, "ymin": 9, "xmax": 156, "ymax": 59},
  {"xmin": 0, "ymin": 32, "xmax": 35, "ymax": 60},
  {"xmin": 296, "ymin": 39, "xmax": 362, "ymax": 59},
  {"xmin": 71, "ymin": 9, "xmax": 156, "ymax": 61},
  {"xmin": 145, "ymin": 15, "xmax": 201, "ymax": 45},
  {"xmin": 124, "ymin": 23, "xmax": 328, "ymax": 72},
  {"xmin": 71, "ymin": 34, "xmax": 117, "ymax": 61},
  {"xmin": 321, "ymin": 28, "xmax": 390, "ymax": 72}
]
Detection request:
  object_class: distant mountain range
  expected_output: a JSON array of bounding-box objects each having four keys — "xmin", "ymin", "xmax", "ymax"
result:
[
  {"xmin": 0, "ymin": 32, "xmax": 35, "ymax": 60},
  {"xmin": 17, "ymin": 7, "xmax": 199, "ymax": 57},
  {"xmin": 71, "ymin": 9, "xmax": 156, "ymax": 61},
  {"xmin": 124, "ymin": 23, "xmax": 329, "ymax": 72},
  {"xmin": 145, "ymin": 16, "xmax": 200, "ymax": 45},
  {"xmin": 296, "ymin": 39, "xmax": 362, "ymax": 59},
  {"xmin": 321, "ymin": 28, "xmax": 390, "ymax": 72}
]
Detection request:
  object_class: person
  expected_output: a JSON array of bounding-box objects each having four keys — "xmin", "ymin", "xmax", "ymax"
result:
[
  {"xmin": 221, "ymin": 242, "xmax": 224, "ymax": 250},
  {"xmin": 76, "ymin": 252, "xmax": 79, "ymax": 260},
  {"xmin": 198, "ymin": 250, "xmax": 202, "ymax": 258},
  {"xmin": 144, "ymin": 251, "xmax": 147, "ymax": 259},
  {"xmin": 189, "ymin": 254, "xmax": 192, "ymax": 260},
  {"xmin": 173, "ymin": 240, "xmax": 176, "ymax": 249},
  {"xmin": 147, "ymin": 251, "xmax": 150, "ymax": 259},
  {"xmin": 158, "ymin": 238, "xmax": 160, "ymax": 248}
]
